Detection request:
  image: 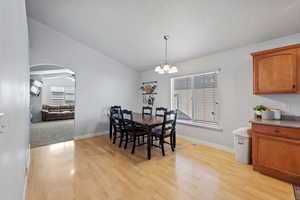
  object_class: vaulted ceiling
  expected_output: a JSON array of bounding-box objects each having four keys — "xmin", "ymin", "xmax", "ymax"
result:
[{"xmin": 26, "ymin": 0, "xmax": 300, "ymax": 71}]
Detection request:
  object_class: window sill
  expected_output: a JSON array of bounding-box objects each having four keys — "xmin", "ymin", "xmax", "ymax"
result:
[{"xmin": 177, "ymin": 120, "xmax": 223, "ymax": 131}]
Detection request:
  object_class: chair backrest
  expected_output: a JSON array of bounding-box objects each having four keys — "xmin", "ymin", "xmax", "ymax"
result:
[
  {"xmin": 155, "ymin": 107, "xmax": 167, "ymax": 117},
  {"xmin": 121, "ymin": 109, "xmax": 138, "ymax": 133},
  {"xmin": 161, "ymin": 110, "xmax": 177, "ymax": 136},
  {"xmin": 110, "ymin": 105, "xmax": 121, "ymax": 112},
  {"xmin": 142, "ymin": 106, "xmax": 152, "ymax": 116},
  {"xmin": 111, "ymin": 107, "xmax": 123, "ymax": 130},
  {"xmin": 110, "ymin": 105, "xmax": 121, "ymax": 118},
  {"xmin": 122, "ymin": 109, "xmax": 133, "ymax": 121}
]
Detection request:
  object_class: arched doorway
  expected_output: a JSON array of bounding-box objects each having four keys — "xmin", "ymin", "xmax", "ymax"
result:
[{"xmin": 30, "ymin": 64, "xmax": 76, "ymax": 147}]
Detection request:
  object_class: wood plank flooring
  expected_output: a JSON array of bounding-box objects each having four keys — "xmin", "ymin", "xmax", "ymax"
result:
[{"xmin": 26, "ymin": 135, "xmax": 294, "ymax": 200}]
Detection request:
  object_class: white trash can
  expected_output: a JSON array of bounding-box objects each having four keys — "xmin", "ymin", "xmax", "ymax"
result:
[{"xmin": 233, "ymin": 127, "xmax": 251, "ymax": 164}]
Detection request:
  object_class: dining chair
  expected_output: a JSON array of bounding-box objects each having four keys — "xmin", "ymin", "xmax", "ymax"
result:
[
  {"xmin": 153, "ymin": 107, "xmax": 168, "ymax": 140},
  {"xmin": 118, "ymin": 109, "xmax": 132, "ymax": 148},
  {"xmin": 155, "ymin": 107, "xmax": 167, "ymax": 117},
  {"xmin": 109, "ymin": 106, "xmax": 121, "ymax": 139},
  {"xmin": 142, "ymin": 106, "xmax": 152, "ymax": 117},
  {"xmin": 152, "ymin": 110, "xmax": 177, "ymax": 156},
  {"xmin": 111, "ymin": 108, "xmax": 123, "ymax": 145},
  {"xmin": 120, "ymin": 109, "xmax": 148, "ymax": 154}
]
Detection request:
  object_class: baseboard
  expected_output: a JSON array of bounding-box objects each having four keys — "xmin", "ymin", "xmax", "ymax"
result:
[
  {"xmin": 73, "ymin": 131, "xmax": 109, "ymax": 140},
  {"xmin": 177, "ymin": 135, "xmax": 234, "ymax": 153},
  {"xmin": 23, "ymin": 144, "xmax": 31, "ymax": 200}
]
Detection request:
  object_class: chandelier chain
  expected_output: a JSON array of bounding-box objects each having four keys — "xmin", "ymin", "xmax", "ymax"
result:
[{"xmin": 154, "ymin": 34, "xmax": 177, "ymax": 74}]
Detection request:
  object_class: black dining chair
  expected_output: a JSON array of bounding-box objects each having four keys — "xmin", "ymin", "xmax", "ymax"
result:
[
  {"xmin": 120, "ymin": 109, "xmax": 148, "ymax": 154},
  {"xmin": 155, "ymin": 107, "xmax": 167, "ymax": 117},
  {"xmin": 152, "ymin": 110, "xmax": 177, "ymax": 156},
  {"xmin": 111, "ymin": 108, "xmax": 124, "ymax": 145},
  {"xmin": 109, "ymin": 106, "xmax": 121, "ymax": 139},
  {"xmin": 142, "ymin": 106, "xmax": 153, "ymax": 117},
  {"xmin": 118, "ymin": 109, "xmax": 132, "ymax": 148},
  {"xmin": 153, "ymin": 107, "xmax": 168, "ymax": 140}
]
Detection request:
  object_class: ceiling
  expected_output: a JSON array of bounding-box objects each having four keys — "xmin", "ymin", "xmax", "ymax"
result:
[{"xmin": 26, "ymin": 0, "xmax": 300, "ymax": 71}]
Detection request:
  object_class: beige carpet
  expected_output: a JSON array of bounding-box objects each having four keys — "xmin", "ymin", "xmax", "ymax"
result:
[
  {"xmin": 30, "ymin": 120, "xmax": 74, "ymax": 148},
  {"xmin": 295, "ymin": 185, "xmax": 300, "ymax": 200}
]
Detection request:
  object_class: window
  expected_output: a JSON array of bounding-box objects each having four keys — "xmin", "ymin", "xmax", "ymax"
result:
[{"xmin": 171, "ymin": 71, "xmax": 220, "ymax": 128}]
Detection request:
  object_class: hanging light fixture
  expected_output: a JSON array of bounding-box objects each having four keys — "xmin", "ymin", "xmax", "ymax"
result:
[{"xmin": 155, "ymin": 35, "xmax": 178, "ymax": 74}]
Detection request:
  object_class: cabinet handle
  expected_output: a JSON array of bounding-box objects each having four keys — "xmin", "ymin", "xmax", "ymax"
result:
[
  {"xmin": 274, "ymin": 129, "xmax": 280, "ymax": 133},
  {"xmin": 292, "ymin": 84, "xmax": 296, "ymax": 89}
]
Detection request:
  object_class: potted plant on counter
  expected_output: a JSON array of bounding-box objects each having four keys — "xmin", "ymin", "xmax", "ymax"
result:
[
  {"xmin": 253, "ymin": 105, "xmax": 274, "ymax": 120},
  {"xmin": 253, "ymin": 105, "xmax": 266, "ymax": 119}
]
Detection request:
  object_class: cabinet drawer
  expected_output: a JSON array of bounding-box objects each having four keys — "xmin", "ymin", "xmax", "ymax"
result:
[{"xmin": 252, "ymin": 124, "xmax": 300, "ymax": 140}]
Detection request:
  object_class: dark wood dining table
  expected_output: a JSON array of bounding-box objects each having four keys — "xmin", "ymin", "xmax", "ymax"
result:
[
  {"xmin": 131, "ymin": 113, "xmax": 165, "ymax": 160},
  {"xmin": 109, "ymin": 112, "xmax": 176, "ymax": 160}
]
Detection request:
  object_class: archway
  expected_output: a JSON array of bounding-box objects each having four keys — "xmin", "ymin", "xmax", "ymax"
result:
[{"xmin": 29, "ymin": 64, "xmax": 76, "ymax": 147}]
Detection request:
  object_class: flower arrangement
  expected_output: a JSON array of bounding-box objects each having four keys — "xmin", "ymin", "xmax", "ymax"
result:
[
  {"xmin": 253, "ymin": 105, "xmax": 267, "ymax": 112},
  {"xmin": 140, "ymin": 84, "xmax": 157, "ymax": 94},
  {"xmin": 253, "ymin": 105, "xmax": 272, "ymax": 119}
]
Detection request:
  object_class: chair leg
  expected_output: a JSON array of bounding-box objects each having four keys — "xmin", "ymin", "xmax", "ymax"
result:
[
  {"xmin": 142, "ymin": 135, "xmax": 145, "ymax": 144},
  {"xmin": 152, "ymin": 136, "xmax": 154, "ymax": 145},
  {"xmin": 124, "ymin": 133, "xmax": 129, "ymax": 149},
  {"xmin": 131, "ymin": 135, "xmax": 136, "ymax": 154},
  {"xmin": 119, "ymin": 130, "xmax": 124, "ymax": 148},
  {"xmin": 173, "ymin": 131, "xmax": 176, "ymax": 148},
  {"xmin": 113, "ymin": 129, "xmax": 117, "ymax": 144},
  {"xmin": 170, "ymin": 135, "xmax": 174, "ymax": 152},
  {"xmin": 138, "ymin": 136, "xmax": 140, "ymax": 145},
  {"xmin": 160, "ymin": 137, "xmax": 165, "ymax": 156},
  {"xmin": 109, "ymin": 119, "xmax": 112, "ymax": 139}
]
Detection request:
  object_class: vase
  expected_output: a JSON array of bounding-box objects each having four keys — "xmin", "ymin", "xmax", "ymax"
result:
[{"xmin": 261, "ymin": 111, "xmax": 274, "ymax": 120}]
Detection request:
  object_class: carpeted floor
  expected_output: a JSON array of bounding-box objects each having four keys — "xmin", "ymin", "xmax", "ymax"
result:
[
  {"xmin": 30, "ymin": 120, "xmax": 74, "ymax": 148},
  {"xmin": 295, "ymin": 185, "xmax": 300, "ymax": 200}
]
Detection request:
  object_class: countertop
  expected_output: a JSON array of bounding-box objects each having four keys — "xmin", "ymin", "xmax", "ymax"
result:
[{"xmin": 249, "ymin": 118, "xmax": 300, "ymax": 129}]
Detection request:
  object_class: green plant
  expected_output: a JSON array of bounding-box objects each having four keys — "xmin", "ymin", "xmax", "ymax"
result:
[{"xmin": 253, "ymin": 105, "xmax": 267, "ymax": 111}]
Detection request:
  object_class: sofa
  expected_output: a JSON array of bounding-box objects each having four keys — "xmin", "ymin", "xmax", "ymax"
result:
[{"xmin": 41, "ymin": 105, "xmax": 75, "ymax": 121}]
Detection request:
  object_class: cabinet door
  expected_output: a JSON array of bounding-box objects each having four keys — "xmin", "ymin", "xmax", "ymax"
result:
[
  {"xmin": 253, "ymin": 49, "xmax": 297, "ymax": 94},
  {"xmin": 252, "ymin": 132, "xmax": 300, "ymax": 184}
]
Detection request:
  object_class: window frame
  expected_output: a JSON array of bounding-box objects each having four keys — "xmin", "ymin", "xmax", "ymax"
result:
[{"xmin": 170, "ymin": 70, "xmax": 222, "ymax": 130}]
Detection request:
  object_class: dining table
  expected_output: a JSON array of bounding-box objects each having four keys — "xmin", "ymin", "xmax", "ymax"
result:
[
  {"xmin": 109, "ymin": 112, "xmax": 176, "ymax": 160},
  {"xmin": 131, "ymin": 113, "xmax": 166, "ymax": 160}
]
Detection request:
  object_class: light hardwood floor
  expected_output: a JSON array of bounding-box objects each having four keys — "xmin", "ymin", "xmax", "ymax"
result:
[{"xmin": 26, "ymin": 135, "xmax": 294, "ymax": 200}]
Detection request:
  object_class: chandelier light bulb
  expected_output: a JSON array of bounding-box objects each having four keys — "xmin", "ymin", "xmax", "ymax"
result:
[
  {"xmin": 163, "ymin": 64, "xmax": 170, "ymax": 71},
  {"xmin": 168, "ymin": 66, "xmax": 178, "ymax": 74},
  {"xmin": 155, "ymin": 66, "xmax": 161, "ymax": 72}
]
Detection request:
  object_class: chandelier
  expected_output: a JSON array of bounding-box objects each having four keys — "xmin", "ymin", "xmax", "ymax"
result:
[{"xmin": 154, "ymin": 35, "xmax": 178, "ymax": 74}]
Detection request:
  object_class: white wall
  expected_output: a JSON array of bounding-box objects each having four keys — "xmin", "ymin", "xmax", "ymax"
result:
[
  {"xmin": 140, "ymin": 33, "xmax": 300, "ymax": 150},
  {"xmin": 0, "ymin": 0, "xmax": 30, "ymax": 199},
  {"xmin": 28, "ymin": 18, "xmax": 140, "ymax": 138}
]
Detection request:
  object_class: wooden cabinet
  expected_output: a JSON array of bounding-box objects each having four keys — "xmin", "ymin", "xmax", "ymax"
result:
[
  {"xmin": 252, "ymin": 124, "xmax": 300, "ymax": 184},
  {"xmin": 252, "ymin": 44, "xmax": 300, "ymax": 94}
]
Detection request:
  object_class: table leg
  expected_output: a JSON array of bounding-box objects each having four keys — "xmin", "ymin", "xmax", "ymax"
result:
[{"xmin": 147, "ymin": 127, "xmax": 152, "ymax": 160}]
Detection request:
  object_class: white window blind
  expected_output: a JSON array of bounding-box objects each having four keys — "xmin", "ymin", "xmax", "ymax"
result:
[{"xmin": 172, "ymin": 71, "xmax": 219, "ymax": 125}]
